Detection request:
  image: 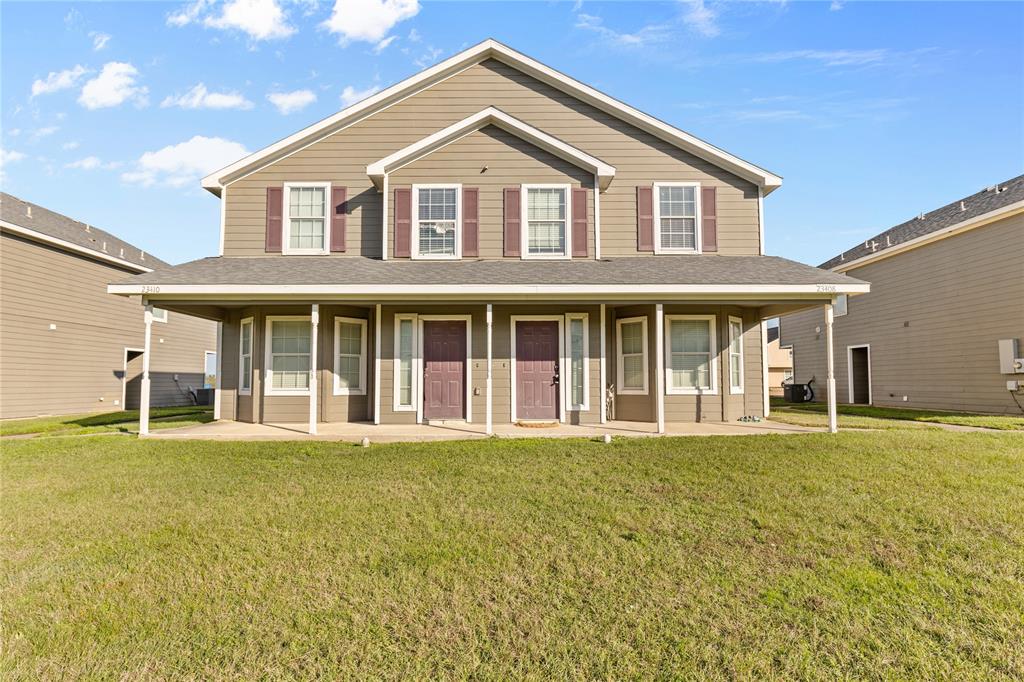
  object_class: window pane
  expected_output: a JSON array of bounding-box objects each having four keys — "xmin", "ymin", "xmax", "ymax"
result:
[
  {"xmin": 289, "ymin": 218, "xmax": 325, "ymax": 250},
  {"xmin": 671, "ymin": 320, "xmax": 710, "ymax": 353},
  {"xmin": 527, "ymin": 188, "xmax": 566, "ymax": 255},
  {"xmin": 338, "ymin": 322, "xmax": 362, "ymax": 356},
  {"xmin": 834, "ymin": 294, "xmax": 848, "ymax": 317},
  {"xmin": 241, "ymin": 322, "xmax": 252, "ymax": 355},
  {"xmin": 660, "ymin": 218, "xmax": 696, "ymax": 250},
  {"xmin": 418, "ymin": 188, "xmax": 456, "ymax": 220},
  {"xmin": 241, "ymin": 356, "xmax": 251, "ymax": 391},
  {"xmin": 289, "ymin": 186, "xmax": 325, "ymax": 218},
  {"xmin": 570, "ymin": 318, "xmax": 584, "ymax": 406},
  {"xmin": 272, "ymin": 354, "xmax": 310, "ymax": 389},
  {"xmin": 730, "ymin": 321, "xmax": 742, "ymax": 354},
  {"xmin": 398, "ymin": 319, "xmax": 413, "ymax": 406},
  {"xmin": 336, "ymin": 355, "xmax": 361, "ymax": 388},
  {"xmin": 418, "ymin": 222, "xmax": 456, "ymax": 255},
  {"xmin": 731, "ymin": 358, "xmax": 742, "ymax": 388},
  {"xmin": 671, "ymin": 353, "xmax": 710, "ymax": 389},
  {"xmin": 623, "ymin": 355, "xmax": 645, "ymax": 389},
  {"xmin": 527, "ymin": 188, "xmax": 565, "ymax": 220},
  {"xmin": 659, "ymin": 186, "xmax": 695, "ymax": 217},
  {"xmin": 621, "ymin": 322, "xmax": 643, "ymax": 355}
]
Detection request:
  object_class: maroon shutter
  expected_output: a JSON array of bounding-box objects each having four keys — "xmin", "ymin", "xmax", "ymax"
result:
[
  {"xmin": 571, "ymin": 187, "xmax": 588, "ymax": 258},
  {"xmin": 701, "ymin": 186, "xmax": 718, "ymax": 252},
  {"xmin": 503, "ymin": 187, "xmax": 521, "ymax": 257},
  {"xmin": 637, "ymin": 186, "xmax": 654, "ymax": 252},
  {"xmin": 462, "ymin": 187, "xmax": 479, "ymax": 258},
  {"xmin": 265, "ymin": 187, "xmax": 283, "ymax": 252},
  {"xmin": 394, "ymin": 187, "xmax": 411, "ymax": 258},
  {"xmin": 330, "ymin": 186, "xmax": 347, "ymax": 252}
]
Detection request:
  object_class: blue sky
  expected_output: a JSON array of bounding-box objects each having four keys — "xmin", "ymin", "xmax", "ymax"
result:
[{"xmin": 2, "ymin": 0, "xmax": 1021, "ymax": 266}]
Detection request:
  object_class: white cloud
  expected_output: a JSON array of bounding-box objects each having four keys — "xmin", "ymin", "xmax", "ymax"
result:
[
  {"xmin": 167, "ymin": 0, "xmax": 212, "ymax": 27},
  {"xmin": 121, "ymin": 135, "xmax": 249, "ymax": 188},
  {"xmin": 91, "ymin": 32, "xmax": 112, "ymax": 50},
  {"xmin": 161, "ymin": 83, "xmax": 254, "ymax": 110},
  {"xmin": 683, "ymin": 0, "xmax": 719, "ymax": 38},
  {"xmin": 751, "ymin": 49, "xmax": 890, "ymax": 67},
  {"xmin": 267, "ymin": 89, "xmax": 317, "ymax": 114},
  {"xmin": 31, "ymin": 65, "xmax": 89, "ymax": 97},
  {"xmin": 407, "ymin": 27, "xmax": 421, "ymax": 42},
  {"xmin": 373, "ymin": 35, "xmax": 397, "ymax": 53},
  {"xmin": 204, "ymin": 0, "xmax": 295, "ymax": 41},
  {"xmin": 575, "ymin": 13, "xmax": 671, "ymax": 47},
  {"xmin": 413, "ymin": 46, "xmax": 442, "ymax": 68},
  {"xmin": 1, "ymin": 148, "xmax": 26, "ymax": 181},
  {"xmin": 62, "ymin": 141, "xmax": 81, "ymax": 150},
  {"xmin": 321, "ymin": 0, "xmax": 419, "ymax": 44},
  {"xmin": 830, "ymin": 1, "xmax": 844, "ymax": 10},
  {"xmin": 65, "ymin": 156, "xmax": 120, "ymax": 171},
  {"xmin": 339, "ymin": 85, "xmax": 381, "ymax": 108},
  {"xmin": 29, "ymin": 126, "xmax": 60, "ymax": 141},
  {"xmin": 78, "ymin": 62, "xmax": 148, "ymax": 109}
]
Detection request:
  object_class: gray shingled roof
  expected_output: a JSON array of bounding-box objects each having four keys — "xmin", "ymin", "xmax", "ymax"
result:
[
  {"xmin": 0, "ymin": 192, "xmax": 165, "ymax": 269},
  {"xmin": 820, "ymin": 174, "xmax": 1024, "ymax": 270},
  {"xmin": 114, "ymin": 255, "xmax": 864, "ymax": 287}
]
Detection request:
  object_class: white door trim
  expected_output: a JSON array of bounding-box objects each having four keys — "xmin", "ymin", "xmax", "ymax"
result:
[
  {"xmin": 417, "ymin": 314, "xmax": 473, "ymax": 424},
  {"xmin": 846, "ymin": 344, "xmax": 872, "ymax": 405},
  {"xmin": 510, "ymin": 315, "xmax": 566, "ymax": 423},
  {"xmin": 122, "ymin": 347, "xmax": 145, "ymax": 411}
]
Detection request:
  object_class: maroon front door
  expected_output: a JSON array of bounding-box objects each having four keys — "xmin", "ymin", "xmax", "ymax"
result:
[
  {"xmin": 422, "ymin": 321, "xmax": 466, "ymax": 420},
  {"xmin": 516, "ymin": 321, "xmax": 559, "ymax": 420}
]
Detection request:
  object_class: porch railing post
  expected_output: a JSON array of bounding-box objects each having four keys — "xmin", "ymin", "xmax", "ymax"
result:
[
  {"xmin": 309, "ymin": 304, "xmax": 319, "ymax": 435},
  {"xmin": 140, "ymin": 303, "xmax": 153, "ymax": 436},
  {"xmin": 486, "ymin": 304, "xmax": 493, "ymax": 435},
  {"xmin": 825, "ymin": 301, "xmax": 838, "ymax": 433},
  {"xmin": 655, "ymin": 303, "xmax": 665, "ymax": 434}
]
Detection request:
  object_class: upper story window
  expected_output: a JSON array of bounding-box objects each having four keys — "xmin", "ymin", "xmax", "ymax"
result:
[
  {"xmin": 413, "ymin": 185, "xmax": 460, "ymax": 259},
  {"xmin": 834, "ymin": 294, "xmax": 849, "ymax": 317},
  {"xmin": 151, "ymin": 307, "xmax": 168, "ymax": 323},
  {"xmin": 522, "ymin": 184, "xmax": 570, "ymax": 259},
  {"xmin": 284, "ymin": 183, "xmax": 330, "ymax": 255},
  {"xmin": 654, "ymin": 182, "xmax": 700, "ymax": 254}
]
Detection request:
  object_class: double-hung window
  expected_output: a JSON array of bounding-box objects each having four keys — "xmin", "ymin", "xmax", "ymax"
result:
[
  {"xmin": 728, "ymin": 316, "xmax": 744, "ymax": 394},
  {"xmin": 522, "ymin": 184, "xmax": 570, "ymax": 259},
  {"xmin": 654, "ymin": 182, "xmax": 700, "ymax": 253},
  {"xmin": 833, "ymin": 294, "xmax": 849, "ymax": 317},
  {"xmin": 666, "ymin": 315, "xmax": 717, "ymax": 394},
  {"xmin": 566, "ymin": 313, "xmax": 589, "ymax": 410},
  {"xmin": 413, "ymin": 186, "xmax": 460, "ymax": 259},
  {"xmin": 238, "ymin": 317, "xmax": 253, "ymax": 395},
  {"xmin": 265, "ymin": 316, "xmax": 311, "ymax": 395},
  {"xmin": 151, "ymin": 307, "xmax": 168, "ymax": 323},
  {"xmin": 393, "ymin": 314, "xmax": 417, "ymax": 410},
  {"xmin": 616, "ymin": 316, "xmax": 648, "ymax": 395},
  {"xmin": 284, "ymin": 182, "xmax": 330, "ymax": 255},
  {"xmin": 334, "ymin": 317, "xmax": 367, "ymax": 395}
]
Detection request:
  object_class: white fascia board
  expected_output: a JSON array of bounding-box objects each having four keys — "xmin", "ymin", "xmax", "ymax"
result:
[
  {"xmin": 202, "ymin": 39, "xmax": 780, "ymax": 194},
  {"xmin": 2, "ymin": 220, "xmax": 152, "ymax": 273},
  {"xmin": 831, "ymin": 199, "xmax": 1024, "ymax": 273},
  {"xmin": 367, "ymin": 107, "xmax": 616, "ymax": 190},
  {"xmin": 108, "ymin": 282, "xmax": 870, "ymax": 297}
]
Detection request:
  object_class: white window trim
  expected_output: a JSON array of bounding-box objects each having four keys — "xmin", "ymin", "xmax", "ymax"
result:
[
  {"xmin": 417, "ymin": 314, "xmax": 473, "ymax": 424},
  {"xmin": 834, "ymin": 293, "xmax": 849, "ymax": 317},
  {"xmin": 564, "ymin": 312, "xmax": 590, "ymax": 412},
  {"xmin": 728, "ymin": 315, "xmax": 744, "ymax": 395},
  {"xmin": 615, "ymin": 316, "xmax": 648, "ymax": 396},
  {"xmin": 520, "ymin": 183, "xmax": 572, "ymax": 260},
  {"xmin": 151, "ymin": 307, "xmax": 168, "ymax": 323},
  {"xmin": 204, "ymin": 350, "xmax": 218, "ymax": 389},
  {"xmin": 510, "ymin": 315, "xmax": 567, "ymax": 423},
  {"xmin": 238, "ymin": 317, "xmax": 253, "ymax": 396},
  {"xmin": 392, "ymin": 313, "xmax": 418, "ymax": 411},
  {"xmin": 333, "ymin": 316, "xmax": 368, "ymax": 396},
  {"xmin": 411, "ymin": 184, "xmax": 462, "ymax": 260},
  {"xmin": 264, "ymin": 315, "xmax": 312, "ymax": 397},
  {"xmin": 282, "ymin": 181, "xmax": 331, "ymax": 256},
  {"xmin": 653, "ymin": 181, "xmax": 702, "ymax": 255},
  {"xmin": 665, "ymin": 314, "xmax": 718, "ymax": 396}
]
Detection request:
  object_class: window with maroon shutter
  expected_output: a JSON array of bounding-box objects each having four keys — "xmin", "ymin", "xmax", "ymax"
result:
[
  {"xmin": 503, "ymin": 187, "xmax": 521, "ymax": 257},
  {"xmin": 636, "ymin": 186, "xmax": 654, "ymax": 252},
  {"xmin": 330, "ymin": 186, "xmax": 347, "ymax": 252},
  {"xmin": 701, "ymin": 186, "xmax": 718, "ymax": 252},
  {"xmin": 571, "ymin": 187, "xmax": 588, "ymax": 258},
  {"xmin": 462, "ymin": 187, "xmax": 479, "ymax": 258},
  {"xmin": 265, "ymin": 186, "xmax": 283, "ymax": 253},
  {"xmin": 394, "ymin": 187, "xmax": 411, "ymax": 258}
]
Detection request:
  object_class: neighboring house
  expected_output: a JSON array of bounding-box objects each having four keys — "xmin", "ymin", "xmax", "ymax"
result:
[
  {"xmin": 781, "ymin": 175, "xmax": 1024, "ymax": 415},
  {"xmin": 0, "ymin": 193, "xmax": 217, "ymax": 419},
  {"xmin": 765, "ymin": 325, "xmax": 793, "ymax": 397},
  {"xmin": 108, "ymin": 40, "xmax": 867, "ymax": 435}
]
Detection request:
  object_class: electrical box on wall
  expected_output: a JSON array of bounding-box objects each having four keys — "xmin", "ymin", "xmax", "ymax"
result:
[{"xmin": 998, "ymin": 338, "xmax": 1023, "ymax": 374}]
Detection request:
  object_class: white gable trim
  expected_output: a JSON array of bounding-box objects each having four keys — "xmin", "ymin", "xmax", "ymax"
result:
[
  {"xmin": 367, "ymin": 107, "xmax": 616, "ymax": 190},
  {"xmin": 202, "ymin": 39, "xmax": 781, "ymax": 194}
]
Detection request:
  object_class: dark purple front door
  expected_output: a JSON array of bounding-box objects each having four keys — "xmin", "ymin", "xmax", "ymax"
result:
[
  {"xmin": 423, "ymin": 321, "xmax": 466, "ymax": 419},
  {"xmin": 516, "ymin": 321, "xmax": 559, "ymax": 420}
]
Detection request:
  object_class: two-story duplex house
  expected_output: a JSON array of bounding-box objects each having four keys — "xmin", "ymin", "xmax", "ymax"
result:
[{"xmin": 109, "ymin": 40, "xmax": 867, "ymax": 436}]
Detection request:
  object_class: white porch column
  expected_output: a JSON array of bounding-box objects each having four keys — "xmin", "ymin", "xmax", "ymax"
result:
[
  {"xmin": 486, "ymin": 304, "xmax": 493, "ymax": 435},
  {"xmin": 140, "ymin": 304, "xmax": 153, "ymax": 436},
  {"xmin": 761, "ymin": 319, "xmax": 770, "ymax": 418},
  {"xmin": 213, "ymin": 321, "xmax": 223, "ymax": 421},
  {"xmin": 373, "ymin": 303, "xmax": 382, "ymax": 424},
  {"xmin": 593, "ymin": 174, "xmax": 602, "ymax": 260},
  {"xmin": 381, "ymin": 175, "xmax": 389, "ymax": 261},
  {"xmin": 309, "ymin": 304, "xmax": 319, "ymax": 435},
  {"xmin": 599, "ymin": 303, "xmax": 607, "ymax": 423},
  {"xmin": 655, "ymin": 303, "xmax": 665, "ymax": 434},
  {"xmin": 825, "ymin": 302, "xmax": 838, "ymax": 433}
]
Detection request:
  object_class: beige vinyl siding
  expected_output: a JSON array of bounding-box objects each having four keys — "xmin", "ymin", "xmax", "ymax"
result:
[
  {"xmin": 0, "ymin": 233, "xmax": 216, "ymax": 419},
  {"xmin": 389, "ymin": 126, "xmax": 595, "ymax": 259},
  {"xmin": 223, "ymin": 59, "xmax": 759, "ymax": 259},
  {"xmin": 780, "ymin": 211, "xmax": 1024, "ymax": 414}
]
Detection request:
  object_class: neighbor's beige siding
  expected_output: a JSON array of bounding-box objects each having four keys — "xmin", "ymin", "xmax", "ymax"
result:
[
  {"xmin": 223, "ymin": 59, "xmax": 760, "ymax": 259},
  {"xmin": 0, "ymin": 232, "xmax": 217, "ymax": 419},
  {"xmin": 780, "ymin": 211, "xmax": 1024, "ymax": 414}
]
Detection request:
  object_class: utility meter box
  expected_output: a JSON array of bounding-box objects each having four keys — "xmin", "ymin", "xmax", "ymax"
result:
[{"xmin": 998, "ymin": 338, "xmax": 1022, "ymax": 374}]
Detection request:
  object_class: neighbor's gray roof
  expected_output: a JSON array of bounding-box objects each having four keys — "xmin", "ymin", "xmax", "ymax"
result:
[
  {"xmin": 0, "ymin": 192, "xmax": 165, "ymax": 270},
  {"xmin": 821, "ymin": 174, "xmax": 1024, "ymax": 270},
  {"xmin": 115, "ymin": 255, "xmax": 864, "ymax": 287}
]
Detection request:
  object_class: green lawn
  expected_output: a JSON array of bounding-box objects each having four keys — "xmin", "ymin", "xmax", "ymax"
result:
[
  {"xmin": 0, "ymin": 406, "xmax": 214, "ymax": 437},
  {"xmin": 3, "ymin": 431, "xmax": 1023, "ymax": 679},
  {"xmin": 769, "ymin": 400, "xmax": 1024, "ymax": 431}
]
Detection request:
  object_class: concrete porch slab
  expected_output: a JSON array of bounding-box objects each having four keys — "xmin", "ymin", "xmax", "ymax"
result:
[{"xmin": 145, "ymin": 419, "xmax": 821, "ymax": 442}]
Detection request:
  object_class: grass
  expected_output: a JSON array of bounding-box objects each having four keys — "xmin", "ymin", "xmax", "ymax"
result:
[
  {"xmin": 0, "ymin": 406, "xmax": 214, "ymax": 437},
  {"xmin": 769, "ymin": 399, "xmax": 1024, "ymax": 431},
  {"xmin": 3, "ymin": 431, "xmax": 1023, "ymax": 679}
]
